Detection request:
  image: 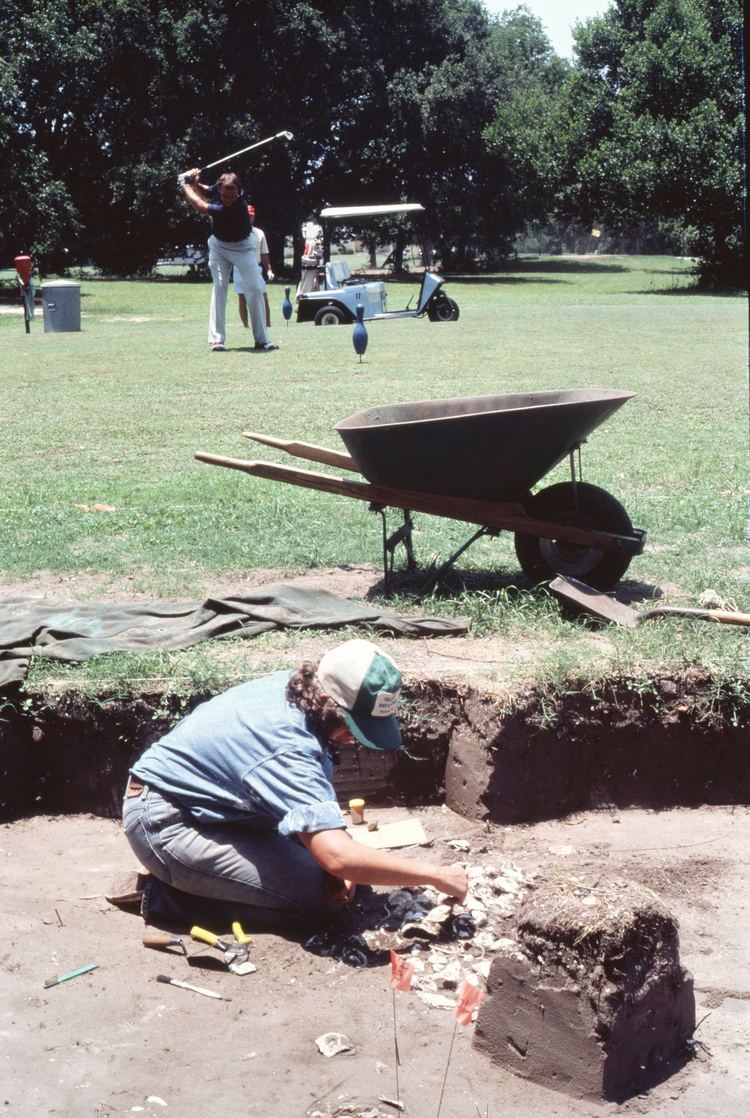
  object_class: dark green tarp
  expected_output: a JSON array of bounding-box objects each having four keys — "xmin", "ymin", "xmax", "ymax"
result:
[{"xmin": 0, "ymin": 584, "xmax": 469, "ymax": 686}]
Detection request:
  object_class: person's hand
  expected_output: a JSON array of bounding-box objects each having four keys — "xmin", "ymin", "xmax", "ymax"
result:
[
  {"xmin": 266, "ymin": 270, "xmax": 275, "ymax": 282},
  {"xmin": 324, "ymin": 872, "xmax": 357, "ymax": 905},
  {"xmin": 435, "ymin": 863, "xmax": 469, "ymax": 905}
]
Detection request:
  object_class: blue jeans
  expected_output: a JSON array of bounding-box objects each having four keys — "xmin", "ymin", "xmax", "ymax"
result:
[{"xmin": 123, "ymin": 785, "xmax": 340, "ymax": 931}]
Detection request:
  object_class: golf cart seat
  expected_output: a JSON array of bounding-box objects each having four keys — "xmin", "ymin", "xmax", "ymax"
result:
[{"xmin": 325, "ymin": 260, "xmax": 353, "ymax": 288}]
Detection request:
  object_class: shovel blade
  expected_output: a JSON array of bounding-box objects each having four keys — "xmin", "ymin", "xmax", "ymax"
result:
[{"xmin": 550, "ymin": 576, "xmax": 640, "ymax": 627}]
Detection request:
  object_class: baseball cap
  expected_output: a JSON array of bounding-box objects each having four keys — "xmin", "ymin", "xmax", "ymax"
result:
[{"xmin": 316, "ymin": 639, "xmax": 402, "ymax": 751}]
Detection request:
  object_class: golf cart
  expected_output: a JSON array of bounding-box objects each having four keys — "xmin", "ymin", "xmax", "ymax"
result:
[{"xmin": 295, "ymin": 203, "xmax": 459, "ymax": 326}]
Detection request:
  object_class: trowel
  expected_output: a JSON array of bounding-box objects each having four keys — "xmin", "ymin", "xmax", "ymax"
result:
[{"xmin": 550, "ymin": 575, "xmax": 750, "ymax": 628}]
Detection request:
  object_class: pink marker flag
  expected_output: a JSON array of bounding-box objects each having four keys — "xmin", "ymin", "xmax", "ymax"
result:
[
  {"xmin": 453, "ymin": 979, "xmax": 484, "ymax": 1025},
  {"xmin": 390, "ymin": 949, "xmax": 414, "ymax": 992}
]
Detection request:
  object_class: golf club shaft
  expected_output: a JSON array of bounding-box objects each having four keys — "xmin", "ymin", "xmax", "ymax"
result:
[{"xmin": 179, "ymin": 131, "xmax": 293, "ymax": 182}]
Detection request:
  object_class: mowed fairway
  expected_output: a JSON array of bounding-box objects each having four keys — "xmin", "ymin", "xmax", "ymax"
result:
[{"xmin": 1, "ymin": 256, "xmax": 747, "ymax": 687}]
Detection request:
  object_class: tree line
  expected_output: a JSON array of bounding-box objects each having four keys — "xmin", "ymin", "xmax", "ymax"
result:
[{"xmin": 1, "ymin": 0, "xmax": 744, "ymax": 285}]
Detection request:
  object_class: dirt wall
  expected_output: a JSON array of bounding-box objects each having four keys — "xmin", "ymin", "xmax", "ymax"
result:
[
  {"xmin": 0, "ymin": 670, "xmax": 748, "ymax": 822},
  {"xmin": 445, "ymin": 672, "xmax": 750, "ymax": 823}
]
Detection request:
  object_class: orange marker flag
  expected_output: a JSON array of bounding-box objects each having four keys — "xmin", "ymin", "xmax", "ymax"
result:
[
  {"xmin": 453, "ymin": 979, "xmax": 484, "ymax": 1025},
  {"xmin": 390, "ymin": 949, "xmax": 414, "ymax": 992}
]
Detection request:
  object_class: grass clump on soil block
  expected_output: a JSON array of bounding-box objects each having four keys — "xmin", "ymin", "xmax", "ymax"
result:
[{"xmin": 516, "ymin": 876, "xmax": 680, "ymax": 986}]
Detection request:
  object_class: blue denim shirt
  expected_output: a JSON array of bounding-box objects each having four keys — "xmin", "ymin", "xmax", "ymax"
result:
[{"xmin": 131, "ymin": 671, "xmax": 345, "ymax": 836}]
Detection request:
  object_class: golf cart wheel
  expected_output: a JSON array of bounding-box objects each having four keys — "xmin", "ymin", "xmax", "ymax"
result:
[
  {"xmin": 427, "ymin": 297, "xmax": 460, "ymax": 323},
  {"xmin": 514, "ymin": 481, "xmax": 634, "ymax": 590},
  {"xmin": 314, "ymin": 305, "xmax": 347, "ymax": 326}
]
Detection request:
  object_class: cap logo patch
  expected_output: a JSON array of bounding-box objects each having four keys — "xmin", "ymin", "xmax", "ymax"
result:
[{"xmin": 371, "ymin": 690, "xmax": 400, "ymax": 718}]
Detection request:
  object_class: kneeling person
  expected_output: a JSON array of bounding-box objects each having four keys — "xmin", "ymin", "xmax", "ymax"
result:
[{"xmin": 110, "ymin": 640, "xmax": 468, "ymax": 929}]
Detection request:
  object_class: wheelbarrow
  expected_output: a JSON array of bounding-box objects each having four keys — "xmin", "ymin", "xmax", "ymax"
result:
[{"xmin": 195, "ymin": 388, "xmax": 646, "ymax": 592}]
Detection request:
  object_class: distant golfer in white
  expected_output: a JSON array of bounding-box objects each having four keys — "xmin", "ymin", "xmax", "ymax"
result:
[
  {"xmin": 181, "ymin": 169, "xmax": 278, "ymax": 352},
  {"xmin": 235, "ymin": 205, "xmax": 273, "ymax": 330}
]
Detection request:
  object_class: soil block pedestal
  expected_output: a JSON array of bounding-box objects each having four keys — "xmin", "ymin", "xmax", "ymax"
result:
[{"xmin": 474, "ymin": 877, "xmax": 695, "ymax": 1101}]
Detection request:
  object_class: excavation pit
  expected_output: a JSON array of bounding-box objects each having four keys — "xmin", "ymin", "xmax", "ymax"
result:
[{"xmin": 1, "ymin": 667, "xmax": 748, "ymax": 1114}]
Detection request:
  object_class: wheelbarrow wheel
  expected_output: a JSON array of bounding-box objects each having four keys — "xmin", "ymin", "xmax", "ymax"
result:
[
  {"xmin": 427, "ymin": 297, "xmax": 460, "ymax": 322},
  {"xmin": 514, "ymin": 481, "xmax": 634, "ymax": 590}
]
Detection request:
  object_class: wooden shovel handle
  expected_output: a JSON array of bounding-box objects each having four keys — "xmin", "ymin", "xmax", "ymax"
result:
[{"xmin": 643, "ymin": 607, "xmax": 750, "ymax": 627}]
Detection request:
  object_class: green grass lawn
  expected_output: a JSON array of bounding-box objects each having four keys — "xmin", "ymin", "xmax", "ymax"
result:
[{"xmin": 1, "ymin": 256, "xmax": 747, "ymax": 691}]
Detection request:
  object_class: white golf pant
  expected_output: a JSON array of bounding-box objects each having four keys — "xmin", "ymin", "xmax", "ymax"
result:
[{"xmin": 208, "ymin": 235, "xmax": 268, "ymax": 346}]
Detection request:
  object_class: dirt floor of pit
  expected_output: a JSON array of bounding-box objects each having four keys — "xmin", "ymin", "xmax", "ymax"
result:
[{"xmin": 2, "ymin": 804, "xmax": 749, "ymax": 1118}]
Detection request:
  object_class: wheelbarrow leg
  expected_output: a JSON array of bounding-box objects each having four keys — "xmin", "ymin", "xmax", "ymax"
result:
[
  {"xmin": 373, "ymin": 506, "xmax": 416, "ymax": 595},
  {"xmin": 400, "ymin": 512, "xmax": 417, "ymax": 570},
  {"xmin": 569, "ymin": 445, "xmax": 583, "ymax": 507},
  {"xmin": 419, "ymin": 526, "xmax": 496, "ymax": 597}
]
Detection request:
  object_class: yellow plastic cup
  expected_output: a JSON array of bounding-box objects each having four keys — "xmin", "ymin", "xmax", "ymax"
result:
[{"xmin": 349, "ymin": 798, "xmax": 365, "ymax": 825}]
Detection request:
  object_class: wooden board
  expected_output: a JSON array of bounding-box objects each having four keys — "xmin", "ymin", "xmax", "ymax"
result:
[{"xmin": 347, "ymin": 816, "xmax": 427, "ymax": 849}]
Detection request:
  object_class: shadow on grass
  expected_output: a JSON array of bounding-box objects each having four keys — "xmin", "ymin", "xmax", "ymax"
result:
[
  {"xmin": 344, "ymin": 271, "xmax": 567, "ymax": 287},
  {"xmin": 640, "ymin": 266, "xmax": 695, "ymax": 276},
  {"xmin": 441, "ymin": 258, "xmax": 631, "ymax": 285},
  {"xmin": 631, "ymin": 284, "xmax": 746, "ymax": 298},
  {"xmin": 229, "ymin": 345, "xmax": 283, "ymax": 355},
  {"xmin": 363, "ymin": 564, "xmax": 668, "ymax": 626},
  {"xmin": 440, "ymin": 274, "xmax": 567, "ymax": 286},
  {"xmin": 501, "ymin": 258, "xmax": 629, "ymax": 275},
  {"xmin": 363, "ymin": 562, "xmax": 543, "ymax": 603}
]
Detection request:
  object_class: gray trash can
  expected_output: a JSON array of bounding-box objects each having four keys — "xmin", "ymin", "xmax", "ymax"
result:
[{"xmin": 41, "ymin": 280, "xmax": 81, "ymax": 332}]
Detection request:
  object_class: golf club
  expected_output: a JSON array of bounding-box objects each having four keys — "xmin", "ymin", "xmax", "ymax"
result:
[{"xmin": 178, "ymin": 131, "xmax": 294, "ymax": 183}]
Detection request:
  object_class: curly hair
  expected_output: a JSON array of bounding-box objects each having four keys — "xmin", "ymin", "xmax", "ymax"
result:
[{"xmin": 286, "ymin": 661, "xmax": 346, "ymax": 745}]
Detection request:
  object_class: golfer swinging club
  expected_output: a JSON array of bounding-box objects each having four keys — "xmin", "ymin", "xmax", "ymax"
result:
[{"xmin": 181, "ymin": 168, "xmax": 278, "ymax": 353}]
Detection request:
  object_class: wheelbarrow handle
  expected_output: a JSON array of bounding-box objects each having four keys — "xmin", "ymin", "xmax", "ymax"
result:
[{"xmin": 243, "ymin": 431, "xmax": 357, "ymax": 472}]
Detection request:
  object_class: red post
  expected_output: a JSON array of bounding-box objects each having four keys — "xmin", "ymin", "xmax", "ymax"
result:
[{"xmin": 14, "ymin": 255, "xmax": 32, "ymax": 286}]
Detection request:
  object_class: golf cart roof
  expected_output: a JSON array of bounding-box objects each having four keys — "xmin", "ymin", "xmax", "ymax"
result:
[{"xmin": 320, "ymin": 203, "xmax": 425, "ymax": 220}]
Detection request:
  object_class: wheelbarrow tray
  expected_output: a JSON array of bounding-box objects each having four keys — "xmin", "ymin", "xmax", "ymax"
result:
[{"xmin": 335, "ymin": 388, "xmax": 634, "ymax": 501}]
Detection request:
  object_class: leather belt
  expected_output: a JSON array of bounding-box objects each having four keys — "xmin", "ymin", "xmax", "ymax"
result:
[{"xmin": 126, "ymin": 778, "xmax": 146, "ymax": 798}]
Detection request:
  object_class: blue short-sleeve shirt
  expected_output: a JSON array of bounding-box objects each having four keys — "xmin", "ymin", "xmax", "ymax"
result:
[{"xmin": 131, "ymin": 671, "xmax": 346, "ymax": 837}]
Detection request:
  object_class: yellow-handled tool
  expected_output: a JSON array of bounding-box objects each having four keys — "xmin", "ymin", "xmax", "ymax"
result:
[
  {"xmin": 190, "ymin": 926, "xmax": 223, "ymax": 949},
  {"xmin": 190, "ymin": 926, "xmax": 256, "ymax": 976}
]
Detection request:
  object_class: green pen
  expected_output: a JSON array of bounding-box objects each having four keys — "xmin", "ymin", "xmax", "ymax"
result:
[{"xmin": 44, "ymin": 963, "xmax": 99, "ymax": 988}]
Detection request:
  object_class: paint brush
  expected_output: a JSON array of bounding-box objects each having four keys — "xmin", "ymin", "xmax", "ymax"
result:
[{"xmin": 156, "ymin": 974, "xmax": 229, "ymax": 1000}]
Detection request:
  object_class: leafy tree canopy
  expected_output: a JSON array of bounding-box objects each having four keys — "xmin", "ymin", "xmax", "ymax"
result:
[
  {"xmin": 1, "ymin": 0, "xmax": 551, "ymax": 273},
  {"xmin": 2, "ymin": 0, "xmax": 741, "ymax": 284},
  {"xmin": 486, "ymin": 0, "xmax": 745, "ymax": 284}
]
